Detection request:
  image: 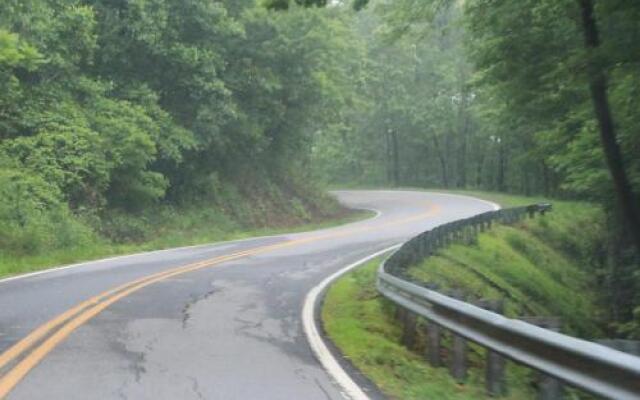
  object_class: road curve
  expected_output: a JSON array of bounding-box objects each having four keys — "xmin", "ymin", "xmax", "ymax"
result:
[{"xmin": 0, "ymin": 190, "xmax": 496, "ymax": 399}]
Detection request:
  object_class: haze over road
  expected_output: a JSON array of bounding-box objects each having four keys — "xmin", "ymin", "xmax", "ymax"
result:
[{"xmin": 0, "ymin": 190, "xmax": 495, "ymax": 399}]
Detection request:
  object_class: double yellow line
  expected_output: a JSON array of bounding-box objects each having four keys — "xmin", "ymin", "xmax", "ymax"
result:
[{"xmin": 0, "ymin": 204, "xmax": 441, "ymax": 398}]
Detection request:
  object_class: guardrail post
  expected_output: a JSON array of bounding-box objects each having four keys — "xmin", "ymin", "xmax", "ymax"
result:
[
  {"xmin": 527, "ymin": 206, "xmax": 535, "ymax": 219},
  {"xmin": 426, "ymin": 322, "xmax": 442, "ymax": 367},
  {"xmin": 521, "ymin": 317, "xmax": 564, "ymax": 400},
  {"xmin": 450, "ymin": 290, "xmax": 467, "ymax": 383},
  {"xmin": 539, "ymin": 374, "xmax": 563, "ymax": 400},
  {"xmin": 395, "ymin": 306, "xmax": 406, "ymax": 322},
  {"xmin": 451, "ymin": 333, "xmax": 467, "ymax": 383},
  {"xmin": 402, "ymin": 310, "xmax": 418, "ymax": 349},
  {"xmin": 479, "ymin": 299, "xmax": 507, "ymax": 397},
  {"xmin": 486, "ymin": 349, "xmax": 506, "ymax": 397}
]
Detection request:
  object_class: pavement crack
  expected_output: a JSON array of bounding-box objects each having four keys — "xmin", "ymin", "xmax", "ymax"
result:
[
  {"xmin": 132, "ymin": 351, "xmax": 147, "ymax": 383},
  {"xmin": 182, "ymin": 286, "xmax": 218, "ymax": 329},
  {"xmin": 188, "ymin": 376, "xmax": 205, "ymax": 400},
  {"xmin": 115, "ymin": 385, "xmax": 128, "ymax": 400},
  {"xmin": 314, "ymin": 377, "xmax": 333, "ymax": 400}
]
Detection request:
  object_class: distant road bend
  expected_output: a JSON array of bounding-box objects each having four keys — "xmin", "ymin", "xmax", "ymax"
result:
[{"xmin": 0, "ymin": 190, "xmax": 496, "ymax": 399}]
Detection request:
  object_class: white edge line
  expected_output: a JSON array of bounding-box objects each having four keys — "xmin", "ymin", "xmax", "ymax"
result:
[
  {"xmin": 301, "ymin": 190, "xmax": 500, "ymax": 399},
  {"xmin": 0, "ymin": 207, "xmax": 381, "ymax": 286},
  {"xmin": 0, "ymin": 234, "xmax": 280, "ymax": 285},
  {"xmin": 302, "ymin": 245, "xmax": 401, "ymax": 400}
]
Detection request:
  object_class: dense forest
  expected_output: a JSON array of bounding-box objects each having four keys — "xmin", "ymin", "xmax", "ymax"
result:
[
  {"xmin": 1, "ymin": 1, "xmax": 639, "ymax": 334},
  {"xmin": 312, "ymin": 0, "xmax": 640, "ymax": 337},
  {"xmin": 0, "ymin": 0, "xmax": 362, "ymax": 252}
]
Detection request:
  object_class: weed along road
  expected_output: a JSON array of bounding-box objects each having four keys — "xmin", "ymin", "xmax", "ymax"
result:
[{"xmin": 0, "ymin": 190, "xmax": 496, "ymax": 400}]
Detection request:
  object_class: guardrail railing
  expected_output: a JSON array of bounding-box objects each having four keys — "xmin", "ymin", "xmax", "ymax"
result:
[{"xmin": 377, "ymin": 204, "xmax": 640, "ymax": 400}]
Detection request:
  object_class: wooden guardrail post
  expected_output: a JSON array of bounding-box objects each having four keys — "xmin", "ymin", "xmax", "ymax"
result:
[
  {"xmin": 426, "ymin": 322, "xmax": 442, "ymax": 367},
  {"xmin": 395, "ymin": 306, "xmax": 406, "ymax": 323},
  {"xmin": 450, "ymin": 291, "xmax": 467, "ymax": 383},
  {"xmin": 480, "ymin": 299, "xmax": 507, "ymax": 397},
  {"xmin": 521, "ymin": 317, "xmax": 564, "ymax": 400},
  {"xmin": 451, "ymin": 333, "xmax": 467, "ymax": 382},
  {"xmin": 486, "ymin": 349, "xmax": 506, "ymax": 397},
  {"xmin": 527, "ymin": 206, "xmax": 536, "ymax": 219},
  {"xmin": 539, "ymin": 369, "xmax": 563, "ymax": 400},
  {"xmin": 402, "ymin": 310, "xmax": 418, "ymax": 349}
]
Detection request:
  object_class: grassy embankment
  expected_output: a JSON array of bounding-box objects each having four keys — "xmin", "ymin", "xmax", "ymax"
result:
[
  {"xmin": 0, "ymin": 186, "xmax": 372, "ymax": 279},
  {"xmin": 322, "ymin": 190, "xmax": 605, "ymax": 399}
]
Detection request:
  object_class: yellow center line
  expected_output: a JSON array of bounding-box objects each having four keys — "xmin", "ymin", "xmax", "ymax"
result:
[
  {"xmin": 0, "ymin": 249, "xmax": 260, "ymax": 371},
  {"xmin": 0, "ymin": 203, "xmax": 441, "ymax": 398}
]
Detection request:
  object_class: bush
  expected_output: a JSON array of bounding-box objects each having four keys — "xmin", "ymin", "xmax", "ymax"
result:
[
  {"xmin": 99, "ymin": 212, "xmax": 152, "ymax": 244},
  {"xmin": 0, "ymin": 168, "xmax": 95, "ymax": 255}
]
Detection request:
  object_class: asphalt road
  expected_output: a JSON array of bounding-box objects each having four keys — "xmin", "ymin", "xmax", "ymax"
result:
[{"xmin": 0, "ymin": 190, "xmax": 496, "ymax": 399}]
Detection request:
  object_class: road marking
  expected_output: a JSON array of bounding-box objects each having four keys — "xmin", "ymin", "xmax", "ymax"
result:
[
  {"xmin": 302, "ymin": 245, "xmax": 401, "ymax": 400},
  {"xmin": 0, "ymin": 248, "xmax": 261, "ymax": 370},
  {"xmin": 0, "ymin": 207, "xmax": 384, "ymax": 287},
  {"xmin": 0, "ymin": 204, "xmax": 441, "ymax": 397}
]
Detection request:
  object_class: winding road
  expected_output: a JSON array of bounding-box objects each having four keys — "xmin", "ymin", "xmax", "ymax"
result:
[{"xmin": 0, "ymin": 190, "xmax": 496, "ymax": 399}]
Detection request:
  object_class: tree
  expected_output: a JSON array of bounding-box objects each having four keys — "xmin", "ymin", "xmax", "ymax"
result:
[{"xmin": 577, "ymin": 0, "xmax": 640, "ymax": 251}]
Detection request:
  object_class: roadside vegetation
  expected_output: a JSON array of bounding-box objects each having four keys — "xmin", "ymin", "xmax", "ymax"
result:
[
  {"xmin": 409, "ymin": 199, "xmax": 606, "ymax": 337},
  {"xmin": 0, "ymin": 1, "xmax": 366, "ymax": 277},
  {"xmin": 323, "ymin": 257, "xmax": 537, "ymax": 400},
  {"xmin": 322, "ymin": 193, "xmax": 606, "ymax": 399},
  {"xmin": 0, "ymin": 190, "xmax": 368, "ymax": 278}
]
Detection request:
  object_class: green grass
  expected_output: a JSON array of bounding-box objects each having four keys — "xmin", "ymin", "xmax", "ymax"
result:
[
  {"xmin": 0, "ymin": 206, "xmax": 373, "ymax": 279},
  {"xmin": 408, "ymin": 199, "xmax": 605, "ymax": 337},
  {"xmin": 322, "ymin": 192, "xmax": 606, "ymax": 399},
  {"xmin": 322, "ymin": 258, "xmax": 535, "ymax": 400}
]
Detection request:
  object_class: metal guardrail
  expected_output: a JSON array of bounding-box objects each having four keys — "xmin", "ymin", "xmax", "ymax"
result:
[
  {"xmin": 377, "ymin": 204, "xmax": 640, "ymax": 400},
  {"xmin": 384, "ymin": 203, "xmax": 552, "ymax": 277}
]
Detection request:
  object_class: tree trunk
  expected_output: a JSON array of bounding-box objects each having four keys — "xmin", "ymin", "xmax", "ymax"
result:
[
  {"xmin": 497, "ymin": 141, "xmax": 506, "ymax": 192},
  {"xmin": 476, "ymin": 148, "xmax": 486, "ymax": 189},
  {"xmin": 390, "ymin": 128, "xmax": 400, "ymax": 187},
  {"xmin": 578, "ymin": 0, "xmax": 640, "ymax": 252},
  {"xmin": 458, "ymin": 114, "xmax": 470, "ymax": 188},
  {"xmin": 385, "ymin": 127, "xmax": 393, "ymax": 184},
  {"xmin": 432, "ymin": 134, "xmax": 449, "ymax": 188}
]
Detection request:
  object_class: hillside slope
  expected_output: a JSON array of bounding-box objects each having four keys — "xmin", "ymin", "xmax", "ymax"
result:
[{"xmin": 322, "ymin": 193, "xmax": 606, "ymax": 399}]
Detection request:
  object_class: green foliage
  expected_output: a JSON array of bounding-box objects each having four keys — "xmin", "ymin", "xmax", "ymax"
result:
[
  {"xmin": 0, "ymin": 176, "xmax": 361, "ymax": 278},
  {"xmin": 0, "ymin": 29, "xmax": 42, "ymax": 68},
  {"xmin": 309, "ymin": 0, "xmax": 640, "ymax": 335},
  {"xmin": 322, "ymin": 196, "xmax": 606, "ymax": 398},
  {"xmin": 0, "ymin": 0, "xmax": 363, "ymax": 276},
  {"xmin": 408, "ymin": 200, "xmax": 606, "ymax": 337},
  {"xmin": 322, "ymin": 257, "xmax": 535, "ymax": 399},
  {"xmin": 0, "ymin": 167, "xmax": 95, "ymax": 256}
]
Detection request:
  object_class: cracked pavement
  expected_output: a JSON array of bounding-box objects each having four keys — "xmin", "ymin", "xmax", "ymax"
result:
[{"xmin": 0, "ymin": 190, "xmax": 494, "ymax": 399}]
